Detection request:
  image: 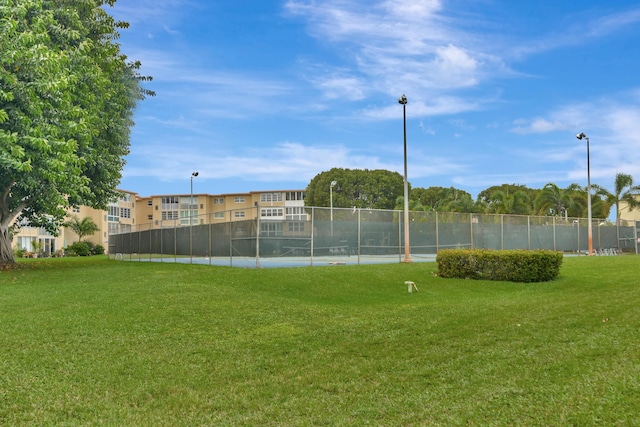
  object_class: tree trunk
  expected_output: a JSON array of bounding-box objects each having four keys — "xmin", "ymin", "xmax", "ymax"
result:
[{"xmin": 0, "ymin": 223, "xmax": 16, "ymax": 265}]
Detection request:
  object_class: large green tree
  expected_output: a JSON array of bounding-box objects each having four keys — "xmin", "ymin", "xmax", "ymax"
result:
[
  {"xmin": 305, "ymin": 168, "xmax": 405, "ymax": 210},
  {"xmin": 0, "ymin": 0, "xmax": 151, "ymax": 265}
]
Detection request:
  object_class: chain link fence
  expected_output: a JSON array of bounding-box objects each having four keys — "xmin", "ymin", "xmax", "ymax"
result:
[{"xmin": 108, "ymin": 207, "xmax": 638, "ymax": 267}]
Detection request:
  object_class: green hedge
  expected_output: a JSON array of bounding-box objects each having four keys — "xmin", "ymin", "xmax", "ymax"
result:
[
  {"xmin": 436, "ymin": 249, "xmax": 563, "ymax": 283},
  {"xmin": 66, "ymin": 242, "xmax": 105, "ymax": 257}
]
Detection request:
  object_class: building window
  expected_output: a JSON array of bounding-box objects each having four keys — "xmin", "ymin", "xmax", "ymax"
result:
[
  {"xmin": 147, "ymin": 200, "xmax": 153, "ymax": 206},
  {"xmin": 261, "ymin": 208, "xmax": 283, "ymax": 218},
  {"xmin": 234, "ymin": 211, "xmax": 246, "ymax": 218},
  {"xmin": 108, "ymin": 206, "xmax": 119, "ymax": 222},
  {"xmin": 286, "ymin": 207, "xmax": 306, "ymax": 221},
  {"xmin": 179, "ymin": 210, "xmax": 198, "ymax": 225},
  {"xmin": 261, "ymin": 222, "xmax": 283, "ymax": 237},
  {"xmin": 180, "ymin": 196, "xmax": 198, "ymax": 210},
  {"xmin": 109, "ymin": 222, "xmax": 130, "ymax": 234},
  {"xmin": 214, "ymin": 212, "xmax": 225, "ymax": 219},
  {"xmin": 260, "ymin": 193, "xmax": 283, "ymax": 203},
  {"xmin": 120, "ymin": 208, "xmax": 131, "ymax": 218},
  {"xmin": 162, "ymin": 211, "xmax": 179, "ymax": 220},
  {"xmin": 286, "ymin": 191, "xmax": 305, "ymax": 201},
  {"xmin": 234, "ymin": 196, "xmax": 245, "ymax": 204},
  {"xmin": 214, "ymin": 198, "xmax": 224, "ymax": 205},
  {"xmin": 147, "ymin": 215, "xmax": 153, "ymax": 221},
  {"xmin": 288, "ymin": 221, "xmax": 305, "ymax": 233},
  {"xmin": 119, "ymin": 193, "xmax": 131, "ymax": 202},
  {"xmin": 161, "ymin": 196, "xmax": 179, "ymax": 210}
]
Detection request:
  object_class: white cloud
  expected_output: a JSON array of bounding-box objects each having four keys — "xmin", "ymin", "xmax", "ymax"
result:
[
  {"xmin": 510, "ymin": 104, "xmax": 590, "ymax": 134},
  {"xmin": 285, "ymin": 0, "xmax": 502, "ymax": 107},
  {"xmin": 510, "ymin": 6, "xmax": 640, "ymax": 58},
  {"xmin": 382, "ymin": 0, "xmax": 442, "ymax": 20}
]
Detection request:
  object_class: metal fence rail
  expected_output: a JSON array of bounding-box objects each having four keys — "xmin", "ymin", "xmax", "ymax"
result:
[{"xmin": 108, "ymin": 207, "xmax": 638, "ymax": 267}]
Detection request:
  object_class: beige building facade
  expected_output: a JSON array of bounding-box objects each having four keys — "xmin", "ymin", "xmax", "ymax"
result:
[
  {"xmin": 619, "ymin": 199, "xmax": 640, "ymax": 223},
  {"xmin": 11, "ymin": 188, "xmax": 307, "ymax": 255}
]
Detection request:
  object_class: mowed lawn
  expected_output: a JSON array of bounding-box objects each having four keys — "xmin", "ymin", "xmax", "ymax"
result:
[{"xmin": 1, "ymin": 256, "xmax": 639, "ymax": 426}]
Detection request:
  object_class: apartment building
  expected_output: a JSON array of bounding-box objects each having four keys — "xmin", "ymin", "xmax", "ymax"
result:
[
  {"xmin": 12, "ymin": 189, "xmax": 139, "ymax": 256},
  {"xmin": 133, "ymin": 189, "xmax": 307, "ymax": 228},
  {"xmin": 11, "ymin": 188, "xmax": 307, "ymax": 254},
  {"xmin": 619, "ymin": 198, "xmax": 640, "ymax": 223}
]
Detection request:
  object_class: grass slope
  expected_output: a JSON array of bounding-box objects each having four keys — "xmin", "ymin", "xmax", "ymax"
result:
[{"xmin": 1, "ymin": 256, "xmax": 639, "ymax": 425}]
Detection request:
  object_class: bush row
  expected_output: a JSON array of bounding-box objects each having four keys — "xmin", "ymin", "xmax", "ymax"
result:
[
  {"xmin": 436, "ymin": 249, "xmax": 563, "ymax": 282},
  {"xmin": 65, "ymin": 241, "xmax": 105, "ymax": 257},
  {"xmin": 14, "ymin": 242, "xmax": 105, "ymax": 258}
]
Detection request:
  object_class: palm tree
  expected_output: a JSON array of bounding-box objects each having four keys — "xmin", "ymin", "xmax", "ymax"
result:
[
  {"xmin": 64, "ymin": 215, "xmax": 99, "ymax": 242},
  {"xmin": 611, "ymin": 173, "xmax": 640, "ymax": 224},
  {"xmin": 484, "ymin": 190, "xmax": 530, "ymax": 215},
  {"xmin": 533, "ymin": 183, "xmax": 585, "ymax": 219}
]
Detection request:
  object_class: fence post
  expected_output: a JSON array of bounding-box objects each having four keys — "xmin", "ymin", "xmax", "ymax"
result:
[
  {"xmin": 255, "ymin": 204, "xmax": 260, "ymax": 268},
  {"xmin": 470, "ymin": 214, "xmax": 474, "ymax": 249},
  {"xmin": 310, "ymin": 207, "xmax": 314, "ymax": 266},
  {"xmin": 357, "ymin": 208, "xmax": 361, "ymax": 264},
  {"xmin": 229, "ymin": 210, "xmax": 233, "ymax": 267},
  {"xmin": 553, "ymin": 216, "xmax": 556, "ymax": 251},
  {"xmin": 501, "ymin": 214, "xmax": 504, "ymax": 250},
  {"xmin": 435, "ymin": 211, "xmax": 439, "ymax": 253},
  {"xmin": 577, "ymin": 219, "xmax": 580, "ymax": 253},
  {"xmin": 398, "ymin": 211, "xmax": 402, "ymax": 262}
]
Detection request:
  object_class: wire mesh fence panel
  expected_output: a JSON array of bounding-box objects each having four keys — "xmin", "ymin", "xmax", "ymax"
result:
[
  {"xmin": 436, "ymin": 212, "xmax": 472, "ymax": 250},
  {"xmin": 408, "ymin": 219, "xmax": 437, "ymax": 254},
  {"xmin": 209, "ymin": 222, "xmax": 232, "ymax": 257},
  {"xmin": 312, "ymin": 207, "xmax": 359, "ymax": 259},
  {"xmin": 160, "ymin": 226, "xmax": 177, "ymax": 258},
  {"xmin": 618, "ymin": 223, "xmax": 636, "ymax": 251},
  {"xmin": 108, "ymin": 206, "xmax": 638, "ymax": 265},
  {"xmin": 173, "ymin": 226, "xmax": 189, "ymax": 256},
  {"xmin": 231, "ymin": 218, "xmax": 257, "ymax": 257},
  {"xmin": 358, "ymin": 209, "xmax": 399, "ymax": 257},
  {"xmin": 192, "ymin": 223, "xmax": 209, "ymax": 257},
  {"xmin": 594, "ymin": 222, "xmax": 617, "ymax": 250},
  {"xmin": 501, "ymin": 215, "xmax": 530, "ymax": 250}
]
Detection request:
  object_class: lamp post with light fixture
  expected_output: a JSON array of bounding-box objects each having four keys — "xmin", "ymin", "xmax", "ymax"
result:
[
  {"xmin": 576, "ymin": 133, "xmax": 593, "ymax": 256},
  {"xmin": 398, "ymin": 94, "xmax": 412, "ymax": 262}
]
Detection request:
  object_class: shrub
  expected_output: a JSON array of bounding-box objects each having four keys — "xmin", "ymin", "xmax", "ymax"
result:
[
  {"xmin": 66, "ymin": 242, "xmax": 91, "ymax": 257},
  {"xmin": 14, "ymin": 247, "xmax": 26, "ymax": 258},
  {"xmin": 91, "ymin": 244, "xmax": 105, "ymax": 255},
  {"xmin": 65, "ymin": 242, "xmax": 105, "ymax": 256},
  {"xmin": 436, "ymin": 249, "xmax": 563, "ymax": 283}
]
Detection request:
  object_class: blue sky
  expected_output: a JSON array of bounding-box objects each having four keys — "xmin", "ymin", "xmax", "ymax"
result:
[{"xmin": 109, "ymin": 0, "xmax": 640, "ymax": 199}]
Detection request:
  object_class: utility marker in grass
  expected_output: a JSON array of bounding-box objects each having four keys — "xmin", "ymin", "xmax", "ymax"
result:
[{"xmin": 405, "ymin": 281, "xmax": 419, "ymax": 293}]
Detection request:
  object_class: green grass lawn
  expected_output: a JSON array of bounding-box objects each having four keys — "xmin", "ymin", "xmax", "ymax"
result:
[{"xmin": 1, "ymin": 255, "xmax": 639, "ymax": 426}]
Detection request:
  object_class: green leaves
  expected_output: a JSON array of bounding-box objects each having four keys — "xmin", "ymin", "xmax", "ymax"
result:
[{"xmin": 0, "ymin": 0, "xmax": 150, "ymax": 264}]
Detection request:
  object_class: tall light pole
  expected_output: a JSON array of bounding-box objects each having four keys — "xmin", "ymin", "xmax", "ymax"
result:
[
  {"xmin": 330, "ymin": 180, "xmax": 337, "ymax": 237},
  {"xmin": 190, "ymin": 171, "xmax": 199, "ymax": 263},
  {"xmin": 576, "ymin": 133, "xmax": 593, "ymax": 256},
  {"xmin": 399, "ymin": 94, "xmax": 412, "ymax": 262}
]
